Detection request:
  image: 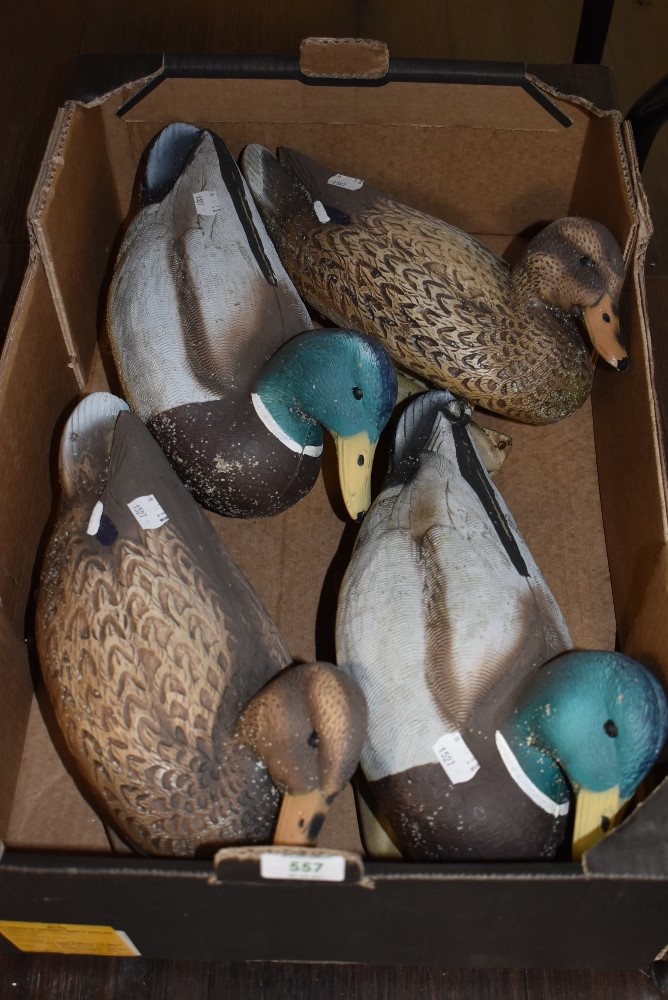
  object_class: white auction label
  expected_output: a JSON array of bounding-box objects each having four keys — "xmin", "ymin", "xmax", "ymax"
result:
[
  {"xmin": 433, "ymin": 731, "xmax": 480, "ymax": 784},
  {"xmin": 327, "ymin": 173, "xmax": 364, "ymax": 191},
  {"xmin": 260, "ymin": 853, "xmax": 346, "ymax": 882},
  {"xmin": 86, "ymin": 500, "xmax": 104, "ymax": 536},
  {"xmin": 193, "ymin": 190, "xmax": 221, "ymax": 216},
  {"xmin": 127, "ymin": 494, "xmax": 169, "ymax": 530},
  {"xmin": 313, "ymin": 200, "xmax": 331, "ymax": 223}
]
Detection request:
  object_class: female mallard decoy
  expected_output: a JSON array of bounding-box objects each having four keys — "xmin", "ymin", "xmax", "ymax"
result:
[
  {"xmin": 36, "ymin": 392, "xmax": 367, "ymax": 857},
  {"xmin": 335, "ymin": 391, "xmax": 668, "ymax": 861},
  {"xmin": 241, "ymin": 144, "xmax": 627, "ymax": 426},
  {"xmin": 107, "ymin": 123, "xmax": 397, "ymax": 521}
]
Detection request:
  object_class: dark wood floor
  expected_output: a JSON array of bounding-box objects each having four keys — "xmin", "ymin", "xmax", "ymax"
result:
[
  {"xmin": 1, "ymin": 1, "xmax": 668, "ymax": 996},
  {"xmin": 0, "ymin": 955, "xmax": 665, "ymax": 999}
]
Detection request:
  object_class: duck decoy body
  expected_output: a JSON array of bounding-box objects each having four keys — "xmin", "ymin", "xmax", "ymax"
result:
[
  {"xmin": 241, "ymin": 144, "xmax": 627, "ymax": 426},
  {"xmin": 335, "ymin": 392, "xmax": 668, "ymax": 861},
  {"xmin": 108, "ymin": 123, "xmax": 397, "ymax": 521},
  {"xmin": 36, "ymin": 392, "xmax": 367, "ymax": 857}
]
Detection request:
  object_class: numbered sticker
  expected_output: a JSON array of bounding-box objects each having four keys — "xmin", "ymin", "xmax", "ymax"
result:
[
  {"xmin": 193, "ymin": 190, "xmax": 221, "ymax": 216},
  {"xmin": 127, "ymin": 494, "xmax": 169, "ymax": 530},
  {"xmin": 260, "ymin": 853, "xmax": 346, "ymax": 882},
  {"xmin": 433, "ymin": 731, "xmax": 480, "ymax": 784},
  {"xmin": 327, "ymin": 173, "xmax": 364, "ymax": 191}
]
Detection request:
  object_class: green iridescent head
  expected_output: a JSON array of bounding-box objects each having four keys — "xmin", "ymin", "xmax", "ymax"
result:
[
  {"xmin": 507, "ymin": 650, "xmax": 668, "ymax": 856},
  {"xmin": 512, "ymin": 650, "xmax": 667, "ymax": 798},
  {"xmin": 254, "ymin": 329, "xmax": 397, "ymax": 520}
]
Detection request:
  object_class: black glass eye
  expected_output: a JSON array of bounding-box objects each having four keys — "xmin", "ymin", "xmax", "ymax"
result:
[
  {"xmin": 352, "ymin": 386, "xmax": 364, "ymax": 400},
  {"xmin": 579, "ymin": 255, "xmax": 595, "ymax": 269},
  {"xmin": 307, "ymin": 730, "xmax": 320, "ymax": 749},
  {"xmin": 603, "ymin": 719, "xmax": 618, "ymax": 738}
]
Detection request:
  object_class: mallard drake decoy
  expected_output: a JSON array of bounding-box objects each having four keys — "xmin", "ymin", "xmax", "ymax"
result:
[
  {"xmin": 108, "ymin": 123, "xmax": 397, "ymax": 521},
  {"xmin": 36, "ymin": 392, "xmax": 367, "ymax": 857},
  {"xmin": 241, "ymin": 144, "xmax": 627, "ymax": 426},
  {"xmin": 335, "ymin": 391, "xmax": 668, "ymax": 861}
]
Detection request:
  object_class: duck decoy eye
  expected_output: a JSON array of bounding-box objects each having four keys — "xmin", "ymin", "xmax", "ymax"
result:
[
  {"xmin": 352, "ymin": 386, "xmax": 364, "ymax": 400},
  {"xmin": 603, "ymin": 719, "xmax": 619, "ymax": 738},
  {"xmin": 579, "ymin": 255, "xmax": 595, "ymax": 269},
  {"xmin": 307, "ymin": 729, "xmax": 320, "ymax": 749}
]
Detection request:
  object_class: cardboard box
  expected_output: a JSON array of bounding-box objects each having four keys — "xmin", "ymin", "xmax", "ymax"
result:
[{"xmin": 0, "ymin": 43, "xmax": 666, "ymax": 966}]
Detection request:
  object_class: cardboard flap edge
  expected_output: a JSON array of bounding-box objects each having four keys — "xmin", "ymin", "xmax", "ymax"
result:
[{"xmin": 300, "ymin": 37, "xmax": 389, "ymax": 80}]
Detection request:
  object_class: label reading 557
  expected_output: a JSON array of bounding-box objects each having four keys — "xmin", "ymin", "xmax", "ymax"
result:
[{"xmin": 260, "ymin": 853, "xmax": 346, "ymax": 882}]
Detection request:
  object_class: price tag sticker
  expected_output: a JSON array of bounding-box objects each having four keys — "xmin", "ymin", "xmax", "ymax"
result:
[
  {"xmin": 260, "ymin": 853, "xmax": 346, "ymax": 882},
  {"xmin": 433, "ymin": 731, "xmax": 480, "ymax": 784},
  {"xmin": 327, "ymin": 173, "xmax": 364, "ymax": 191},
  {"xmin": 193, "ymin": 190, "xmax": 221, "ymax": 215},
  {"xmin": 127, "ymin": 494, "xmax": 169, "ymax": 530}
]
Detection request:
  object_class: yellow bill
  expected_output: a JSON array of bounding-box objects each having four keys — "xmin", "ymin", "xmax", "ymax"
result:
[
  {"xmin": 334, "ymin": 430, "xmax": 376, "ymax": 522},
  {"xmin": 572, "ymin": 785, "xmax": 628, "ymax": 860},
  {"xmin": 273, "ymin": 789, "xmax": 330, "ymax": 847},
  {"xmin": 583, "ymin": 292, "xmax": 628, "ymax": 370}
]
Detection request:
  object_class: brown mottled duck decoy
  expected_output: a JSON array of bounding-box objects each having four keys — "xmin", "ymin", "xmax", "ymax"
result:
[
  {"xmin": 107, "ymin": 123, "xmax": 397, "ymax": 521},
  {"xmin": 36, "ymin": 392, "xmax": 367, "ymax": 857},
  {"xmin": 241, "ymin": 144, "xmax": 627, "ymax": 425},
  {"xmin": 335, "ymin": 391, "xmax": 668, "ymax": 862}
]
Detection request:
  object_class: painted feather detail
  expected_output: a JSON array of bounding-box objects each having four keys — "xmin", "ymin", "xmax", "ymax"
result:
[
  {"xmin": 38, "ymin": 510, "xmax": 285, "ymax": 855},
  {"xmin": 336, "ymin": 394, "xmax": 571, "ymax": 782},
  {"xmin": 109, "ymin": 131, "xmax": 311, "ymax": 422}
]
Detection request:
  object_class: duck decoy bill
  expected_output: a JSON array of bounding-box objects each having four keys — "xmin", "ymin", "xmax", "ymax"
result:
[
  {"xmin": 582, "ymin": 293, "xmax": 628, "ymax": 371},
  {"xmin": 571, "ymin": 785, "xmax": 626, "ymax": 859},
  {"xmin": 273, "ymin": 789, "xmax": 330, "ymax": 846}
]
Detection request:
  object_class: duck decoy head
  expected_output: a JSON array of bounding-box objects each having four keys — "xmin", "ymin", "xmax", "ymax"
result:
[
  {"xmin": 253, "ymin": 329, "xmax": 398, "ymax": 521},
  {"xmin": 507, "ymin": 650, "xmax": 668, "ymax": 859},
  {"xmin": 516, "ymin": 217, "xmax": 627, "ymax": 370},
  {"xmin": 235, "ymin": 662, "xmax": 368, "ymax": 845}
]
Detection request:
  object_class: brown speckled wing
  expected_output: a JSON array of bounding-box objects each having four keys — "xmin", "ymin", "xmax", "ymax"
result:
[
  {"xmin": 246, "ymin": 146, "xmax": 592, "ymax": 424},
  {"xmin": 37, "ymin": 411, "xmax": 290, "ymax": 855}
]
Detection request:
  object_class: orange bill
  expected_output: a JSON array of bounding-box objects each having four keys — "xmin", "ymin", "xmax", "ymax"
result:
[
  {"xmin": 582, "ymin": 292, "xmax": 628, "ymax": 371},
  {"xmin": 273, "ymin": 789, "xmax": 330, "ymax": 846}
]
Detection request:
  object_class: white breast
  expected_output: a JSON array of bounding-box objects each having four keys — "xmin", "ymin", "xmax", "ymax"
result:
[{"xmin": 336, "ymin": 411, "xmax": 571, "ymax": 782}]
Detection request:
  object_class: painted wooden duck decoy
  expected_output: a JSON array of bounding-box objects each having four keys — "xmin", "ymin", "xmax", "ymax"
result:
[
  {"xmin": 36, "ymin": 392, "xmax": 367, "ymax": 857},
  {"xmin": 335, "ymin": 391, "xmax": 668, "ymax": 861},
  {"xmin": 107, "ymin": 123, "xmax": 397, "ymax": 521},
  {"xmin": 241, "ymin": 144, "xmax": 627, "ymax": 426}
]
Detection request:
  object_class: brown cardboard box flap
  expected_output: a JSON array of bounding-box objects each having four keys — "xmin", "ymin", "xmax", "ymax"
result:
[{"xmin": 299, "ymin": 37, "xmax": 389, "ymax": 80}]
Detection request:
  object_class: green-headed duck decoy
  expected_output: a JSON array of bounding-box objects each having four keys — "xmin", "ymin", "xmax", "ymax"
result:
[
  {"xmin": 335, "ymin": 391, "xmax": 667, "ymax": 860},
  {"xmin": 108, "ymin": 124, "xmax": 397, "ymax": 521}
]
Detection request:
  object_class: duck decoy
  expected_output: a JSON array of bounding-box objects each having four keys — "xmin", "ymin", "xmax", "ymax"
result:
[
  {"xmin": 241, "ymin": 144, "xmax": 627, "ymax": 426},
  {"xmin": 36, "ymin": 392, "xmax": 367, "ymax": 857},
  {"xmin": 107, "ymin": 123, "xmax": 397, "ymax": 521},
  {"xmin": 335, "ymin": 391, "xmax": 668, "ymax": 861}
]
